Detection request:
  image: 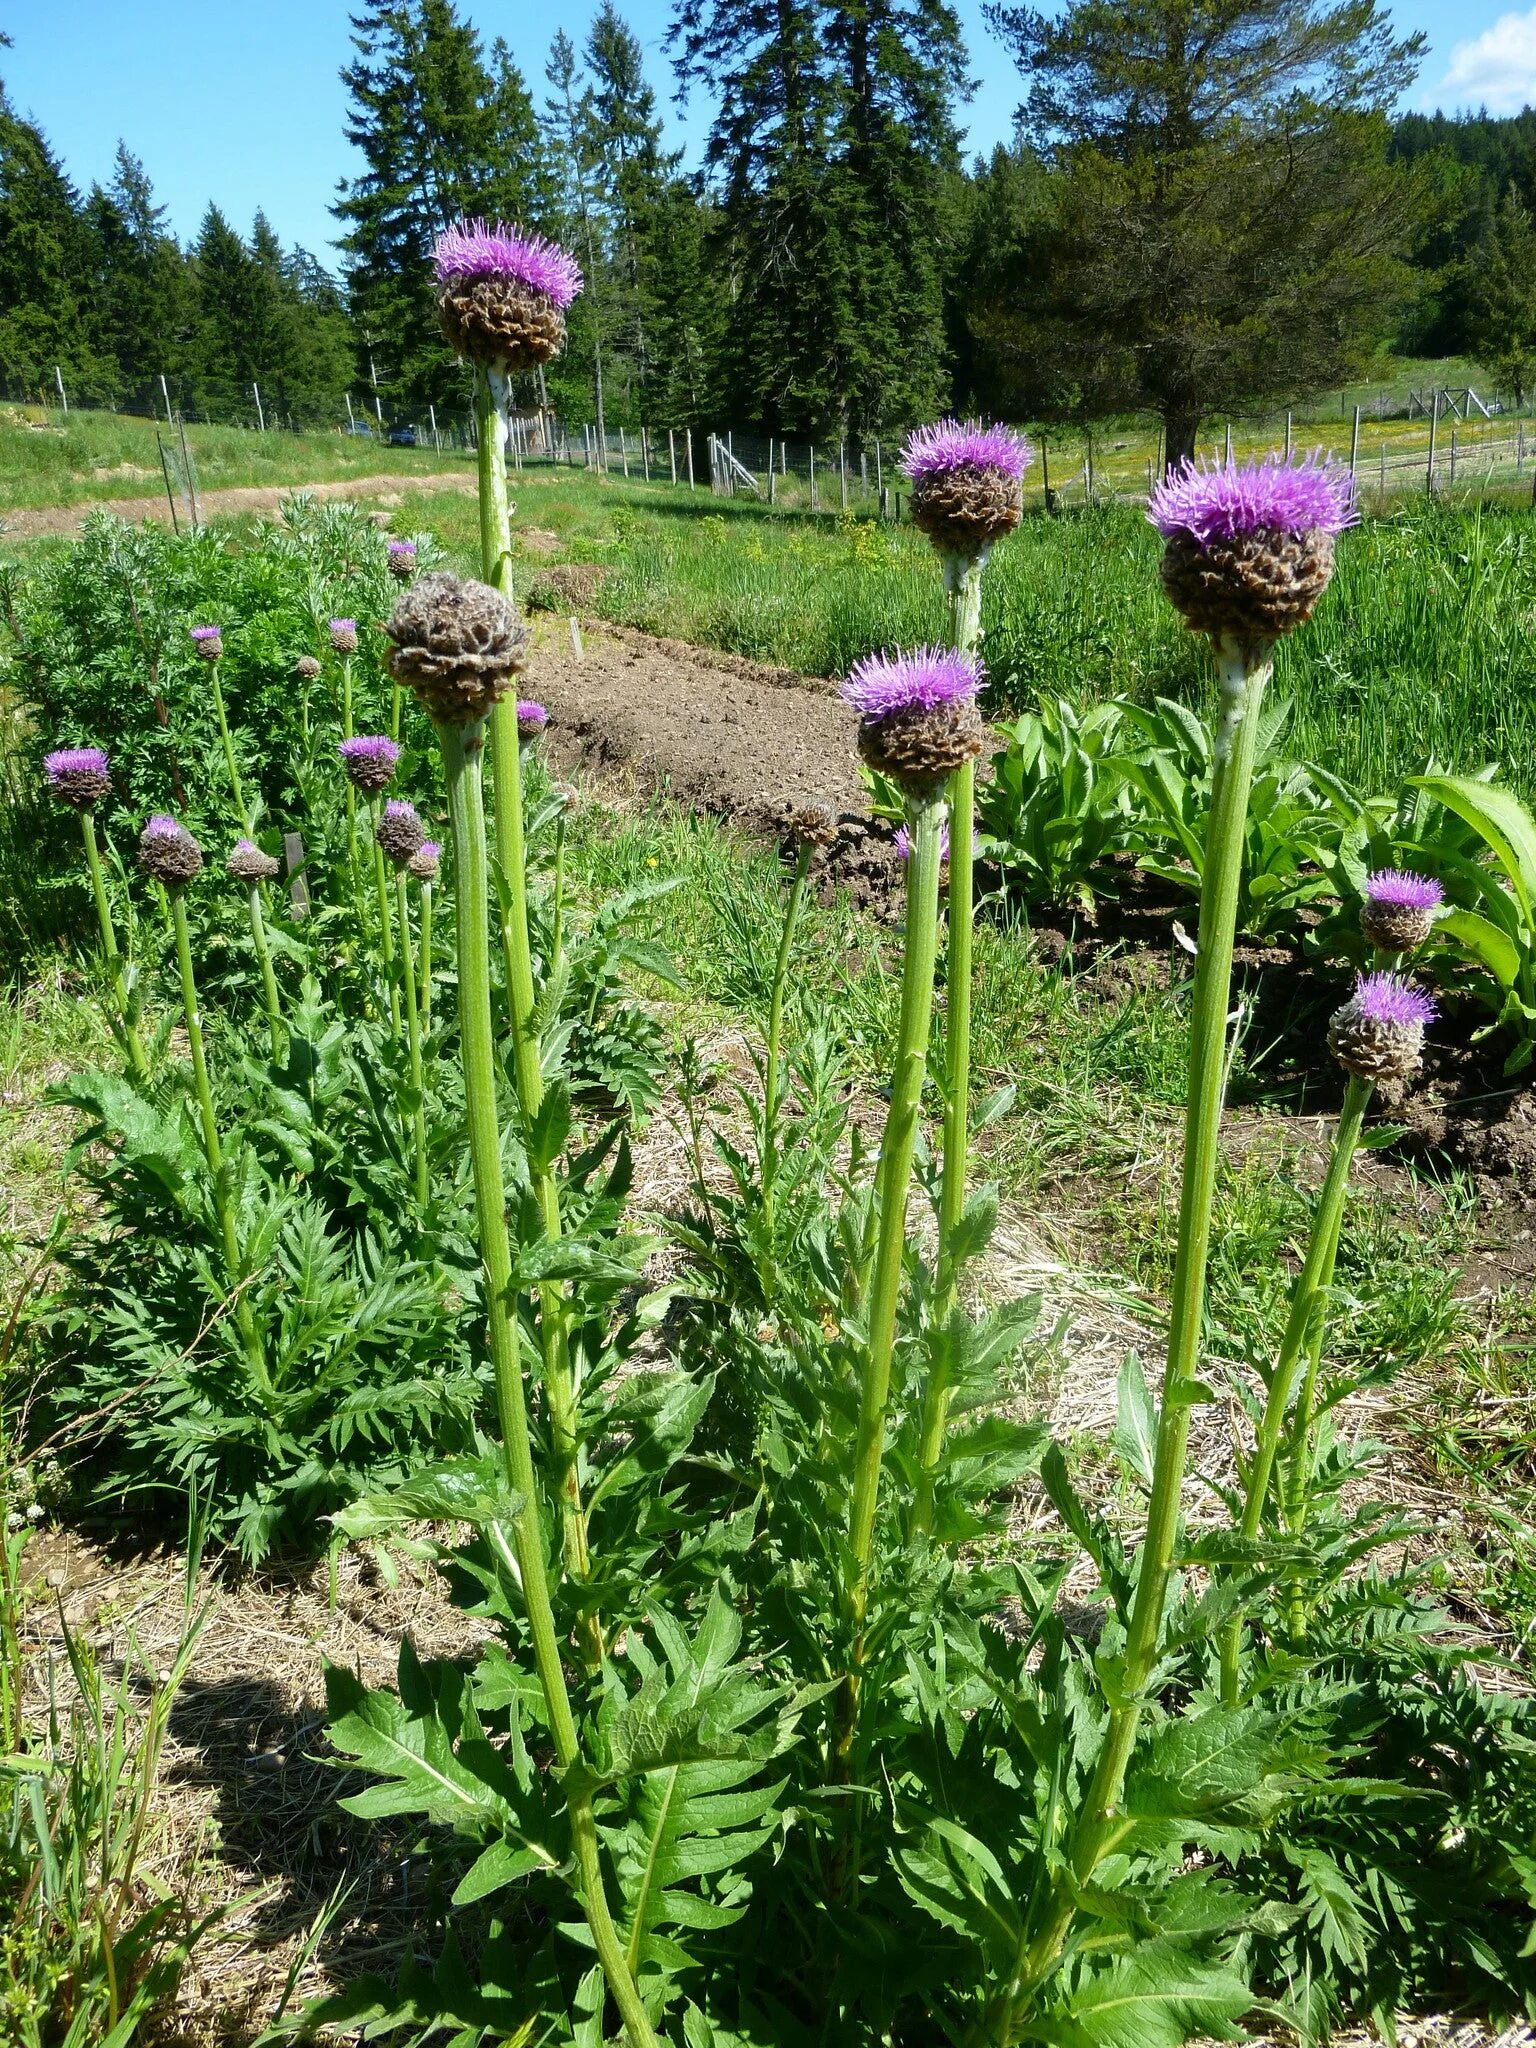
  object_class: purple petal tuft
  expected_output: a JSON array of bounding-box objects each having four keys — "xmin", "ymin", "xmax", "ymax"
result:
[
  {"xmin": 433, "ymin": 219, "xmax": 583, "ymax": 310},
  {"xmin": 1366, "ymin": 869, "xmax": 1443, "ymax": 910},
  {"xmin": 1148, "ymin": 451, "xmax": 1357, "ymax": 544},
  {"xmin": 902, "ymin": 419, "xmax": 1032, "ymax": 483},
  {"xmin": 842, "ymin": 647, "xmax": 982, "ymax": 719},
  {"xmin": 1354, "ymin": 970, "xmax": 1437, "ymax": 1029},
  {"xmin": 45, "ymin": 745, "xmax": 109, "ymax": 781}
]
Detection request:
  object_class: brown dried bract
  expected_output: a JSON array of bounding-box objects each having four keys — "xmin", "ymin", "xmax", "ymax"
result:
[
  {"xmin": 386, "ymin": 570, "xmax": 528, "ymax": 727},
  {"xmin": 439, "ymin": 276, "xmax": 565, "ymax": 371},
  {"xmin": 909, "ymin": 465, "xmax": 1023, "ymax": 557},
  {"xmin": 49, "ymin": 766, "xmax": 113, "ymax": 810},
  {"xmin": 376, "ymin": 807, "xmax": 426, "ymax": 867},
  {"xmin": 1159, "ymin": 527, "xmax": 1335, "ymax": 643},
  {"xmin": 857, "ymin": 701, "xmax": 985, "ymax": 795}
]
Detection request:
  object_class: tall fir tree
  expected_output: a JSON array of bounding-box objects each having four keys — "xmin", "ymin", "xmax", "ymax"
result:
[
  {"xmin": 1464, "ymin": 183, "xmax": 1536, "ymax": 408},
  {"xmin": 543, "ymin": 30, "xmax": 612, "ymax": 438},
  {"xmin": 0, "ymin": 86, "xmax": 111, "ymax": 398}
]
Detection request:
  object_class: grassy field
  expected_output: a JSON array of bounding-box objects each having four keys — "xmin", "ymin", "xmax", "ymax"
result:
[
  {"xmin": 0, "ymin": 401, "xmax": 474, "ymax": 512},
  {"xmin": 401, "ymin": 469, "xmax": 1536, "ymax": 802}
]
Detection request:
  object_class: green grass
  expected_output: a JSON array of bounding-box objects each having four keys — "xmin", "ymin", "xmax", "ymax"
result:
[{"xmin": 0, "ymin": 402, "xmax": 474, "ymax": 512}]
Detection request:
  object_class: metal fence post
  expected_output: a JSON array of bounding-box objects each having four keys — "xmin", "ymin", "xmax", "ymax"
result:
[
  {"xmin": 840, "ymin": 437, "xmax": 848, "ymax": 511},
  {"xmin": 669, "ymin": 428, "xmax": 677, "ymax": 485},
  {"xmin": 686, "ymin": 428, "xmax": 695, "ymax": 489},
  {"xmin": 768, "ymin": 438, "xmax": 775, "ymax": 505},
  {"xmin": 1284, "ymin": 410, "xmax": 1293, "ymax": 460},
  {"xmin": 252, "ymin": 382, "xmax": 266, "ymax": 431},
  {"xmin": 1426, "ymin": 392, "xmax": 1439, "ymax": 493},
  {"xmin": 54, "ymin": 365, "xmax": 68, "ymax": 415},
  {"xmin": 430, "ymin": 402, "xmax": 440, "ymax": 453},
  {"xmin": 1349, "ymin": 404, "xmax": 1360, "ymax": 476},
  {"xmin": 809, "ymin": 443, "xmax": 817, "ymax": 511}
]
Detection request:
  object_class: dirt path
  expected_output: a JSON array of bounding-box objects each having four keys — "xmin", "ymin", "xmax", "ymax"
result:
[
  {"xmin": 0, "ymin": 469, "xmax": 475, "ymax": 538},
  {"xmin": 526, "ymin": 617, "xmax": 903, "ymax": 905}
]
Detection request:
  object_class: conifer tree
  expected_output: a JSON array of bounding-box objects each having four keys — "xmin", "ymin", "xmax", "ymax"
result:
[
  {"xmin": 1464, "ymin": 183, "xmax": 1536, "ymax": 409},
  {"xmin": 980, "ymin": 0, "xmax": 1429, "ymax": 468},
  {"xmin": 0, "ymin": 87, "xmax": 109, "ymax": 398}
]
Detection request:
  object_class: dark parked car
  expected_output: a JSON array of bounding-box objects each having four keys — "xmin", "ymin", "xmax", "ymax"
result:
[{"xmin": 387, "ymin": 422, "xmax": 417, "ymax": 447}]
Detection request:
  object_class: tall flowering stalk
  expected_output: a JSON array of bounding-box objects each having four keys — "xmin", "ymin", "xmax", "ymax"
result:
[
  {"xmin": 377, "ymin": 801, "xmax": 431, "ymax": 1208},
  {"xmin": 45, "ymin": 748, "xmax": 149, "ymax": 1083},
  {"xmin": 901, "ymin": 420, "xmax": 1032, "ymax": 1530},
  {"xmin": 838, "ymin": 648, "xmax": 984, "ymax": 1742},
  {"xmin": 763, "ymin": 806, "xmax": 837, "ymax": 1232},
  {"xmin": 226, "ymin": 839, "xmax": 285, "ymax": 1060},
  {"xmin": 138, "ymin": 817, "xmax": 269, "ymax": 1392},
  {"xmin": 386, "ymin": 543, "xmax": 417, "ymax": 739},
  {"xmin": 1219, "ymin": 877, "xmax": 1442, "ymax": 1696},
  {"xmin": 384, "ymin": 572, "xmax": 656, "ymax": 2048},
  {"xmin": 995, "ymin": 451, "xmax": 1356, "ymax": 2026},
  {"xmin": 332, "ymin": 619, "xmax": 362, "ymax": 884},
  {"xmin": 340, "ymin": 736, "xmax": 403, "ymax": 1033},
  {"xmin": 191, "ymin": 626, "xmax": 247, "ymax": 825},
  {"xmin": 409, "ymin": 839, "xmax": 440, "ymax": 1034},
  {"xmin": 432, "ymin": 220, "xmax": 594, "ymax": 1591}
]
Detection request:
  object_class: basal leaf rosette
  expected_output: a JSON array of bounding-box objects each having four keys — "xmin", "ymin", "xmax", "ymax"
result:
[
  {"xmin": 1360, "ymin": 869, "xmax": 1442, "ymax": 954},
  {"xmin": 902, "ymin": 420, "xmax": 1031, "ymax": 559},
  {"xmin": 1328, "ymin": 970, "xmax": 1436, "ymax": 1083},
  {"xmin": 1149, "ymin": 451, "xmax": 1356, "ymax": 646},
  {"xmin": 385, "ymin": 570, "xmax": 528, "ymax": 728},
  {"xmin": 434, "ymin": 218, "xmax": 583, "ymax": 373},
  {"xmin": 842, "ymin": 647, "xmax": 985, "ymax": 798}
]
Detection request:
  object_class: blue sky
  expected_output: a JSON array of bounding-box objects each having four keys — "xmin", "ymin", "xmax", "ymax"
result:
[{"xmin": 4, "ymin": 0, "xmax": 1532, "ymax": 261}]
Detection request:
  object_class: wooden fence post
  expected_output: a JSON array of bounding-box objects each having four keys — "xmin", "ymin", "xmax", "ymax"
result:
[{"xmin": 1349, "ymin": 404, "xmax": 1360, "ymax": 476}]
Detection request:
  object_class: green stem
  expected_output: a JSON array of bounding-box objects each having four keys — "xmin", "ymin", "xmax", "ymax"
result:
[
  {"xmin": 371, "ymin": 809, "xmax": 402, "ymax": 1036},
  {"xmin": 841, "ymin": 792, "xmax": 946, "ymax": 1734},
  {"xmin": 551, "ymin": 811, "xmax": 567, "ymax": 983},
  {"xmin": 419, "ymin": 879, "xmax": 434, "ymax": 1034},
  {"xmin": 170, "ymin": 891, "xmax": 268, "ymax": 1393},
  {"xmin": 209, "ymin": 663, "xmax": 247, "ymax": 824},
  {"xmin": 1218, "ymin": 1073, "xmax": 1371, "ymax": 1700},
  {"xmin": 995, "ymin": 639, "xmax": 1272, "ymax": 2033},
  {"xmin": 245, "ymin": 881, "xmax": 284, "ymax": 1063},
  {"xmin": 474, "ymin": 365, "xmax": 592, "ymax": 1601},
  {"xmin": 763, "ymin": 841, "xmax": 812, "ymax": 1236},
  {"xmin": 390, "ymin": 678, "xmax": 403, "ymax": 743},
  {"xmin": 438, "ymin": 720, "xmax": 653, "ymax": 2048},
  {"xmin": 81, "ymin": 811, "xmax": 149, "ymax": 1083},
  {"xmin": 913, "ymin": 552, "xmax": 985, "ymax": 1534},
  {"xmin": 396, "ymin": 871, "xmax": 429, "ymax": 1209}
]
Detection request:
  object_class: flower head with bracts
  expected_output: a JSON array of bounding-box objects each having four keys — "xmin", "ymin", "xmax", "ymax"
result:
[{"xmin": 1149, "ymin": 451, "xmax": 1356, "ymax": 645}]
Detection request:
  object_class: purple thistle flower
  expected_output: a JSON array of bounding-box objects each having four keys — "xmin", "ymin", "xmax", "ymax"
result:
[
  {"xmin": 144, "ymin": 813, "xmax": 182, "ymax": 839},
  {"xmin": 902, "ymin": 419, "xmax": 1032, "ymax": 484},
  {"xmin": 190, "ymin": 624, "xmax": 222, "ymax": 642},
  {"xmin": 45, "ymin": 745, "xmax": 110, "ymax": 783},
  {"xmin": 383, "ymin": 798, "xmax": 418, "ymax": 823},
  {"xmin": 516, "ymin": 699, "xmax": 548, "ymax": 737},
  {"xmin": 338, "ymin": 735, "xmax": 400, "ymax": 769},
  {"xmin": 387, "ymin": 541, "xmax": 417, "ymax": 557},
  {"xmin": 842, "ymin": 647, "xmax": 983, "ymax": 720},
  {"xmin": 1354, "ymin": 970, "xmax": 1437, "ymax": 1030},
  {"xmin": 1148, "ymin": 451, "xmax": 1357, "ymax": 545},
  {"xmin": 1366, "ymin": 869, "xmax": 1443, "ymax": 910},
  {"xmin": 418, "ymin": 839, "xmax": 440, "ymax": 863},
  {"xmin": 433, "ymin": 219, "xmax": 583, "ymax": 310}
]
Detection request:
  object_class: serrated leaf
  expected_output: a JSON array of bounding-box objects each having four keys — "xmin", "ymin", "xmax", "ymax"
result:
[
  {"xmin": 332, "ymin": 1455, "xmax": 523, "ymax": 1540},
  {"xmin": 1113, "ymin": 1352, "xmax": 1157, "ymax": 1487}
]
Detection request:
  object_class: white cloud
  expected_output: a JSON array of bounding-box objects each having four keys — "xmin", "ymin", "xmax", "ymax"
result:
[{"xmin": 1437, "ymin": 7, "xmax": 1536, "ymax": 113}]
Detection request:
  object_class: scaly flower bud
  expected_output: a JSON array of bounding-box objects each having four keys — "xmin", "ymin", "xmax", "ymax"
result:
[
  {"xmin": 376, "ymin": 797, "xmax": 426, "ymax": 868},
  {"xmin": 387, "ymin": 540, "xmax": 418, "ymax": 581},
  {"xmin": 138, "ymin": 814, "xmax": 203, "ymax": 887},
  {"xmin": 902, "ymin": 419, "xmax": 1031, "ymax": 559},
  {"xmin": 516, "ymin": 699, "xmax": 548, "ymax": 740},
  {"xmin": 407, "ymin": 838, "xmax": 441, "ymax": 882},
  {"xmin": 433, "ymin": 219, "xmax": 582, "ymax": 372},
  {"xmin": 385, "ymin": 570, "xmax": 528, "ymax": 727},
  {"xmin": 338, "ymin": 734, "xmax": 400, "ymax": 793},
  {"xmin": 329, "ymin": 618, "xmax": 359, "ymax": 655},
  {"xmin": 190, "ymin": 624, "xmax": 223, "ymax": 663},
  {"xmin": 227, "ymin": 837, "xmax": 280, "ymax": 882},
  {"xmin": 294, "ymin": 654, "xmax": 322, "ymax": 682}
]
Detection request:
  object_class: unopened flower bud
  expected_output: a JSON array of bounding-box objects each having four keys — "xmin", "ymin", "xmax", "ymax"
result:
[
  {"xmin": 407, "ymin": 838, "xmax": 441, "ymax": 881},
  {"xmin": 227, "ymin": 837, "xmax": 280, "ymax": 882},
  {"xmin": 138, "ymin": 814, "xmax": 203, "ymax": 887},
  {"xmin": 376, "ymin": 798, "xmax": 426, "ymax": 867},
  {"xmin": 387, "ymin": 540, "xmax": 418, "ymax": 581},
  {"xmin": 329, "ymin": 618, "xmax": 359, "ymax": 655},
  {"xmin": 294, "ymin": 654, "xmax": 322, "ymax": 682}
]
